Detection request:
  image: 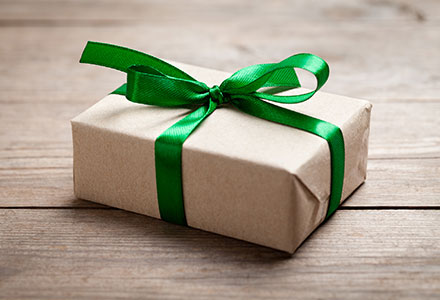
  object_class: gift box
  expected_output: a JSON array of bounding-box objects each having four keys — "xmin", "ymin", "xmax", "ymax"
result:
[{"xmin": 72, "ymin": 42, "xmax": 372, "ymax": 253}]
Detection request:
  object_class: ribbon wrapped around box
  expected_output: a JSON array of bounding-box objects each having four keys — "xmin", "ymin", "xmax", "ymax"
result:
[{"xmin": 72, "ymin": 42, "xmax": 372, "ymax": 253}]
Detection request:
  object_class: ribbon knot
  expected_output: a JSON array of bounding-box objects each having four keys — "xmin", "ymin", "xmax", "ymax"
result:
[
  {"xmin": 79, "ymin": 41, "xmax": 345, "ymax": 226},
  {"xmin": 209, "ymin": 85, "xmax": 227, "ymax": 105}
]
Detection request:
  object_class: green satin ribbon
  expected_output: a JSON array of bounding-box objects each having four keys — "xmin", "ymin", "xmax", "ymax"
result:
[{"xmin": 80, "ymin": 41, "xmax": 345, "ymax": 225}]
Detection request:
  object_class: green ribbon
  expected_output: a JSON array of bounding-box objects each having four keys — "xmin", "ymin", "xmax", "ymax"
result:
[{"xmin": 80, "ymin": 41, "xmax": 345, "ymax": 225}]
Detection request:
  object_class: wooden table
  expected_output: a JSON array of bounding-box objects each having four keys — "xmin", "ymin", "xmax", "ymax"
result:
[{"xmin": 1, "ymin": 1, "xmax": 439, "ymax": 299}]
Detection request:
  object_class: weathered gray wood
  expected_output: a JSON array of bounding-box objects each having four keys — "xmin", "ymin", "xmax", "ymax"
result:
[
  {"xmin": 0, "ymin": 23, "xmax": 439, "ymax": 102},
  {"xmin": 346, "ymin": 158, "xmax": 440, "ymax": 207},
  {"xmin": 0, "ymin": 0, "xmax": 437, "ymax": 23},
  {"xmin": 369, "ymin": 102, "xmax": 440, "ymax": 159},
  {"xmin": 1, "ymin": 155, "xmax": 439, "ymax": 207},
  {"xmin": 0, "ymin": 0, "xmax": 439, "ymax": 298},
  {"xmin": 1, "ymin": 98, "xmax": 439, "ymax": 206},
  {"xmin": 0, "ymin": 209, "xmax": 439, "ymax": 299},
  {"xmin": 0, "ymin": 98, "xmax": 439, "ymax": 208},
  {"xmin": 1, "ymin": 99, "xmax": 439, "ymax": 154}
]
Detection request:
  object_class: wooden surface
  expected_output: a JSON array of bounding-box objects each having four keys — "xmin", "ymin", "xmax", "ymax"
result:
[{"xmin": 0, "ymin": 0, "xmax": 439, "ymax": 299}]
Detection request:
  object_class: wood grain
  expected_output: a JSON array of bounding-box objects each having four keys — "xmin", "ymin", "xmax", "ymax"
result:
[
  {"xmin": 1, "ymin": 99, "xmax": 439, "ymax": 206},
  {"xmin": 1, "ymin": 77, "xmax": 440, "ymax": 164},
  {"xmin": 0, "ymin": 0, "xmax": 438, "ymax": 23},
  {"xmin": 0, "ymin": 24, "xmax": 439, "ymax": 102},
  {"xmin": 0, "ymin": 209, "xmax": 439, "ymax": 299},
  {"xmin": 1, "ymin": 155, "xmax": 439, "ymax": 208},
  {"xmin": 1, "ymin": 100, "xmax": 440, "ymax": 156},
  {"xmin": 0, "ymin": 0, "xmax": 439, "ymax": 298}
]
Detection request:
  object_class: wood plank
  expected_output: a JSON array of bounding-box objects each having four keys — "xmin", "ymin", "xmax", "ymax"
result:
[
  {"xmin": 369, "ymin": 102, "xmax": 440, "ymax": 159},
  {"xmin": 0, "ymin": 209, "xmax": 439, "ymax": 299},
  {"xmin": 1, "ymin": 100, "xmax": 439, "ymax": 159},
  {"xmin": 0, "ymin": 1, "xmax": 438, "ymax": 299},
  {"xmin": 0, "ymin": 0, "xmax": 437, "ymax": 23},
  {"xmin": 0, "ymin": 166, "xmax": 101, "ymax": 208},
  {"xmin": 345, "ymin": 158, "xmax": 440, "ymax": 207},
  {"xmin": 0, "ymin": 23, "xmax": 439, "ymax": 102},
  {"xmin": 1, "ymin": 22, "xmax": 438, "ymax": 206},
  {"xmin": 1, "ymin": 22, "xmax": 440, "ymax": 159},
  {"xmin": 1, "ymin": 99, "xmax": 439, "ymax": 206},
  {"xmin": 1, "ymin": 155, "xmax": 439, "ymax": 207}
]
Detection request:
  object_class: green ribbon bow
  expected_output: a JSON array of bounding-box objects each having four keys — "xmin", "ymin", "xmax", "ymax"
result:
[{"xmin": 80, "ymin": 41, "xmax": 345, "ymax": 226}]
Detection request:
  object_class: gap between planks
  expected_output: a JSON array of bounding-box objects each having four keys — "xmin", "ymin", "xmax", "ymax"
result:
[
  {"xmin": 1, "ymin": 209, "xmax": 439, "ymax": 299},
  {"xmin": 1, "ymin": 207, "xmax": 439, "ymax": 210}
]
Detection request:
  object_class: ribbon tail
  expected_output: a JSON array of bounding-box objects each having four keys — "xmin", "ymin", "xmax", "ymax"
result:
[
  {"xmin": 111, "ymin": 84, "xmax": 127, "ymax": 95},
  {"xmin": 80, "ymin": 41, "xmax": 196, "ymax": 81},
  {"xmin": 232, "ymin": 97, "xmax": 345, "ymax": 218},
  {"xmin": 155, "ymin": 100, "xmax": 218, "ymax": 225}
]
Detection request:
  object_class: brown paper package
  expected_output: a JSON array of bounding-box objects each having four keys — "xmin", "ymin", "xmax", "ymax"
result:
[{"xmin": 72, "ymin": 61, "xmax": 372, "ymax": 254}]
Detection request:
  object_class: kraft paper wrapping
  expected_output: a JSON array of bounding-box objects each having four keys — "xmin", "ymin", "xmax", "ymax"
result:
[{"xmin": 71, "ymin": 61, "xmax": 372, "ymax": 253}]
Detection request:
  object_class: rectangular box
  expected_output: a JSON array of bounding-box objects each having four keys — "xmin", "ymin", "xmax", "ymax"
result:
[{"xmin": 72, "ymin": 62, "xmax": 372, "ymax": 253}]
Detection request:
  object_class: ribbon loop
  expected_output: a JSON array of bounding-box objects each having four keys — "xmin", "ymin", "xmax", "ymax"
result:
[
  {"xmin": 126, "ymin": 64, "xmax": 209, "ymax": 107},
  {"xmin": 80, "ymin": 41, "xmax": 345, "ymax": 225}
]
